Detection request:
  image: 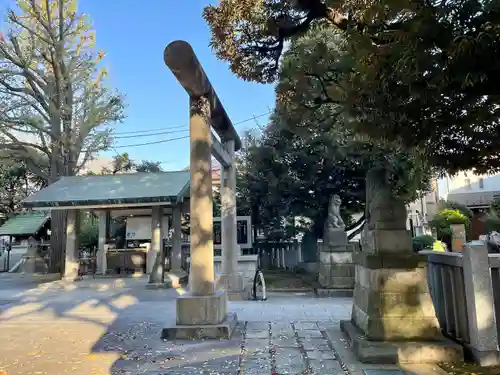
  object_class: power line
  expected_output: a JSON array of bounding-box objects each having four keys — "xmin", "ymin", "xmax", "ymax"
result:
[
  {"xmin": 111, "ymin": 124, "xmax": 187, "ymax": 136},
  {"xmin": 87, "ymin": 110, "xmax": 274, "ymax": 152},
  {"xmin": 82, "ymin": 135, "xmax": 189, "ymax": 153},
  {"xmin": 109, "ymin": 110, "xmax": 272, "ymax": 136},
  {"xmin": 113, "ymin": 135, "xmax": 189, "ymax": 149},
  {"xmin": 113, "ymin": 129, "xmax": 188, "ymax": 140}
]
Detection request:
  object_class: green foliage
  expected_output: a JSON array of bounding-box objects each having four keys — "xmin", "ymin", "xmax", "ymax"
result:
[
  {"xmin": 135, "ymin": 160, "xmax": 162, "ymax": 173},
  {"xmin": 430, "ymin": 209, "xmax": 470, "ymax": 242},
  {"xmin": 484, "ymin": 209, "xmax": 500, "ymax": 234},
  {"xmin": 213, "ymin": 188, "xmax": 221, "ymax": 217},
  {"xmin": 78, "ymin": 213, "xmax": 98, "ymax": 249},
  {"xmin": 236, "ymin": 117, "xmax": 431, "ymax": 240},
  {"xmin": 342, "ymin": 1, "xmax": 500, "ymax": 174},
  {"xmin": 0, "ymin": 0, "xmax": 125, "ymax": 182},
  {"xmin": 412, "ymin": 235, "xmax": 435, "ymax": 252},
  {"xmin": 0, "ymin": 160, "xmax": 44, "ymax": 216},
  {"xmin": 101, "ymin": 153, "xmax": 135, "ymax": 175},
  {"xmin": 90, "ymin": 153, "xmax": 164, "ymax": 175},
  {"xmin": 483, "ymin": 197, "xmax": 500, "ymax": 233},
  {"xmin": 437, "ymin": 209, "xmax": 469, "ymax": 225},
  {"xmin": 437, "ymin": 200, "xmax": 474, "ymax": 239},
  {"xmin": 230, "ymin": 27, "xmax": 433, "ymax": 240},
  {"xmin": 0, "ymin": 0, "xmax": 125, "ymax": 272},
  {"xmin": 204, "ymin": 0, "xmax": 500, "ymax": 174},
  {"xmin": 490, "ymin": 196, "xmax": 500, "ymax": 216},
  {"xmin": 438, "ymin": 200, "xmax": 473, "ymax": 220},
  {"xmin": 206, "ymin": 3, "xmax": 439, "ymax": 240}
]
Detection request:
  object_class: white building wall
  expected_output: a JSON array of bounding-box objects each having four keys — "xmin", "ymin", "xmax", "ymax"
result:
[
  {"xmin": 438, "ymin": 171, "xmax": 500, "ymax": 199},
  {"xmin": 436, "ymin": 171, "xmax": 500, "ymax": 208}
]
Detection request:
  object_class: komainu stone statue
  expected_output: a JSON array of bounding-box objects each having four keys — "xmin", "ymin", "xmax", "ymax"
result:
[
  {"xmin": 324, "ymin": 194, "xmax": 347, "ymax": 247},
  {"xmin": 327, "ymin": 194, "xmax": 345, "ymax": 229},
  {"xmin": 318, "ymin": 194, "xmax": 354, "ymax": 292}
]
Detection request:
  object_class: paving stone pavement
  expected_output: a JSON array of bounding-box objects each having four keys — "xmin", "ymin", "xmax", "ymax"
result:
[
  {"xmin": 0, "ymin": 276, "xmax": 353, "ymax": 375},
  {"xmin": 0, "ymin": 276, "xmax": 446, "ymax": 375},
  {"xmin": 241, "ymin": 321, "xmax": 347, "ymax": 375}
]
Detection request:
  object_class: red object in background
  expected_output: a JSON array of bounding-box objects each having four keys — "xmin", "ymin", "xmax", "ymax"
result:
[{"xmin": 471, "ymin": 210, "xmax": 486, "ymax": 240}]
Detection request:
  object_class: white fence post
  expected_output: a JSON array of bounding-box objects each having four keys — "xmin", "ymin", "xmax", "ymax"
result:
[{"xmin": 463, "ymin": 241, "xmax": 500, "ymax": 365}]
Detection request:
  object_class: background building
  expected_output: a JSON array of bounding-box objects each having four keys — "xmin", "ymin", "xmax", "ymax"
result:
[
  {"xmin": 439, "ymin": 171, "xmax": 500, "ymax": 208},
  {"xmin": 438, "ymin": 172, "xmax": 500, "ymax": 239},
  {"xmin": 406, "ymin": 179, "xmax": 439, "ymax": 236}
]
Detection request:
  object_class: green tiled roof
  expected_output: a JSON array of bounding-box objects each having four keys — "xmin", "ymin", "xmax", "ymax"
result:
[
  {"xmin": 21, "ymin": 171, "xmax": 190, "ymax": 208},
  {"xmin": 0, "ymin": 211, "xmax": 50, "ymax": 236}
]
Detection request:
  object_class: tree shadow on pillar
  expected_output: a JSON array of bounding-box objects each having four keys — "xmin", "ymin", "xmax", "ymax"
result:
[
  {"xmin": 50, "ymin": 210, "xmax": 68, "ymax": 275},
  {"xmin": 375, "ymin": 275, "xmax": 442, "ymax": 342},
  {"xmin": 188, "ymin": 136, "xmax": 216, "ymax": 295}
]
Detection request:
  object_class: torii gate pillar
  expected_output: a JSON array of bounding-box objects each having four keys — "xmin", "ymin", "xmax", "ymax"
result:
[
  {"xmin": 217, "ymin": 139, "xmax": 245, "ymax": 296},
  {"xmin": 161, "ymin": 40, "xmax": 241, "ymax": 340}
]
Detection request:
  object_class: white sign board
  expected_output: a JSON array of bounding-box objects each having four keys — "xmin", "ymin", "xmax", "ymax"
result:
[{"xmin": 126, "ymin": 216, "xmax": 169, "ymax": 240}]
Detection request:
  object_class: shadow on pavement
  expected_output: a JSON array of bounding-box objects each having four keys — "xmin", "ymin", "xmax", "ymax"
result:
[{"xmin": 0, "ymin": 274, "xmax": 245, "ymax": 375}]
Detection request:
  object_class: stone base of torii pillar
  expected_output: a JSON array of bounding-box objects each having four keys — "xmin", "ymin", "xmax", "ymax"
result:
[
  {"xmin": 161, "ymin": 290, "xmax": 237, "ymax": 340},
  {"xmin": 216, "ymin": 272, "xmax": 247, "ymax": 300}
]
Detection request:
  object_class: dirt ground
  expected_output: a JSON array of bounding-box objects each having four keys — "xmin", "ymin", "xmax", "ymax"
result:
[
  {"xmin": 263, "ymin": 269, "xmax": 317, "ymax": 290},
  {"xmin": 440, "ymin": 362, "xmax": 500, "ymax": 375}
]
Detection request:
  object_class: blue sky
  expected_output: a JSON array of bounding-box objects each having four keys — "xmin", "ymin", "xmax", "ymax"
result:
[{"xmin": 0, "ymin": 0, "xmax": 275, "ymax": 170}]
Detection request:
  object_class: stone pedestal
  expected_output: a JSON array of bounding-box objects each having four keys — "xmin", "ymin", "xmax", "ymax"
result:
[
  {"xmin": 340, "ymin": 246, "xmax": 463, "ymax": 363},
  {"xmin": 216, "ymin": 272, "xmax": 247, "ymax": 300},
  {"xmin": 165, "ymin": 269, "xmax": 189, "ymax": 288},
  {"xmin": 187, "ymin": 254, "xmax": 256, "ymax": 300},
  {"xmin": 362, "ymin": 228, "xmax": 413, "ymax": 254},
  {"xmin": 340, "ymin": 167, "xmax": 463, "ymax": 364},
  {"xmin": 161, "ymin": 291, "xmax": 237, "ymax": 339},
  {"xmin": 19, "ymin": 239, "xmax": 48, "ymax": 274},
  {"xmin": 216, "ymin": 254, "xmax": 256, "ymax": 300},
  {"xmin": 317, "ymin": 228, "xmax": 354, "ymax": 296},
  {"xmin": 451, "ymin": 224, "xmax": 466, "ymax": 252}
]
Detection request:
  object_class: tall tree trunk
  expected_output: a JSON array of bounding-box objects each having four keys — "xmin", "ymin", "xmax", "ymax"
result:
[
  {"xmin": 49, "ymin": 209, "xmax": 67, "ymax": 274},
  {"xmin": 47, "ymin": 151, "xmax": 67, "ymax": 275}
]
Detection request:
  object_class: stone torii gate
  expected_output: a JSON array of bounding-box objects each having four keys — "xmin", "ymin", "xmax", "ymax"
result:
[{"xmin": 161, "ymin": 40, "xmax": 242, "ymax": 339}]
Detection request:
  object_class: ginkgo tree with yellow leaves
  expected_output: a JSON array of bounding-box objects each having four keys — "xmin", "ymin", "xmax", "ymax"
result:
[{"xmin": 0, "ymin": 0, "xmax": 125, "ymax": 273}]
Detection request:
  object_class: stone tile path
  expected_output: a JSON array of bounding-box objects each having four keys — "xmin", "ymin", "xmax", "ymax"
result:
[
  {"xmin": 0, "ymin": 276, "xmax": 448, "ymax": 375},
  {"xmin": 241, "ymin": 321, "xmax": 346, "ymax": 374}
]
